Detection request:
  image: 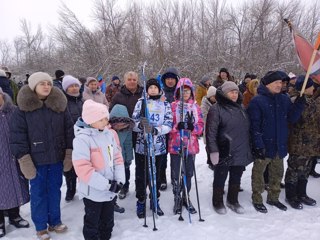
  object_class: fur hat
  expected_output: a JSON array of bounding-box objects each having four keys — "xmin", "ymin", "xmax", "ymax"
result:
[
  {"xmin": 62, "ymin": 75, "xmax": 81, "ymax": 92},
  {"xmin": 86, "ymin": 77, "xmax": 97, "ymax": 86},
  {"xmin": 0, "ymin": 69, "xmax": 6, "ymax": 77},
  {"xmin": 55, "ymin": 69, "xmax": 65, "ymax": 79},
  {"xmin": 147, "ymin": 78, "xmax": 161, "ymax": 92},
  {"xmin": 295, "ymin": 75, "xmax": 314, "ymax": 91},
  {"xmin": 221, "ymin": 81, "xmax": 239, "ymax": 94},
  {"xmin": 207, "ymin": 86, "xmax": 217, "ymax": 98},
  {"xmin": 82, "ymin": 99, "xmax": 110, "ymax": 124},
  {"xmin": 112, "ymin": 75, "xmax": 120, "ymax": 81},
  {"xmin": 261, "ymin": 71, "xmax": 283, "ymax": 85},
  {"xmin": 28, "ymin": 72, "xmax": 53, "ymax": 91}
]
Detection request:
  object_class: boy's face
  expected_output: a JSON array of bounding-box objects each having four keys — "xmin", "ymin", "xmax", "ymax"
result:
[{"xmin": 147, "ymin": 85, "xmax": 159, "ymax": 96}]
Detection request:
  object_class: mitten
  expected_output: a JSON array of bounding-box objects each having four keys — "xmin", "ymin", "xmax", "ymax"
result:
[
  {"xmin": 187, "ymin": 122, "xmax": 194, "ymax": 131},
  {"xmin": 210, "ymin": 152, "xmax": 219, "ymax": 166},
  {"xmin": 18, "ymin": 154, "xmax": 36, "ymax": 180},
  {"xmin": 177, "ymin": 122, "xmax": 187, "ymax": 130},
  {"xmin": 63, "ymin": 149, "xmax": 73, "ymax": 172}
]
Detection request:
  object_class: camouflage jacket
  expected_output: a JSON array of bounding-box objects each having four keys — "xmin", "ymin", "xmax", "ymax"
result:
[{"xmin": 288, "ymin": 92, "xmax": 320, "ymax": 156}]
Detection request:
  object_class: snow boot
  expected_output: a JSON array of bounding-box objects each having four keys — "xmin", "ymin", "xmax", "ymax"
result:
[
  {"xmin": 118, "ymin": 187, "xmax": 128, "ymax": 200},
  {"xmin": 285, "ymin": 182, "xmax": 303, "ymax": 210},
  {"xmin": 173, "ymin": 196, "xmax": 182, "ymax": 215},
  {"xmin": 150, "ymin": 199, "xmax": 164, "ymax": 216},
  {"xmin": 9, "ymin": 216, "xmax": 30, "ymax": 228},
  {"xmin": 253, "ymin": 203, "xmax": 268, "ymax": 213},
  {"xmin": 212, "ymin": 187, "xmax": 226, "ymax": 215},
  {"xmin": 226, "ymin": 185, "xmax": 244, "ymax": 214},
  {"xmin": 297, "ymin": 179, "xmax": 316, "ymax": 206},
  {"xmin": 182, "ymin": 195, "xmax": 197, "ymax": 214},
  {"xmin": 136, "ymin": 201, "xmax": 145, "ymax": 219},
  {"xmin": 114, "ymin": 197, "xmax": 125, "ymax": 213},
  {"xmin": 266, "ymin": 200, "xmax": 287, "ymax": 211}
]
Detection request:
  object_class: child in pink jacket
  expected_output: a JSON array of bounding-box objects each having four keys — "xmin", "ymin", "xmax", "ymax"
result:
[
  {"xmin": 169, "ymin": 78, "xmax": 204, "ymax": 215},
  {"xmin": 72, "ymin": 99, "xmax": 125, "ymax": 240}
]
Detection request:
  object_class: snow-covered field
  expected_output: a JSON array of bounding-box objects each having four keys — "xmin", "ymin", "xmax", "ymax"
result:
[{"xmin": 5, "ymin": 141, "xmax": 320, "ymax": 240}]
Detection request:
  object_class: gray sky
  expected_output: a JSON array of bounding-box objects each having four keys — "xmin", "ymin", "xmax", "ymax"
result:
[{"xmin": 0, "ymin": 0, "xmax": 314, "ymax": 42}]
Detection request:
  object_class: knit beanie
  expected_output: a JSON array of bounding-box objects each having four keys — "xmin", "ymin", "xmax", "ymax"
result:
[
  {"xmin": 28, "ymin": 72, "xmax": 53, "ymax": 91},
  {"xmin": 219, "ymin": 68, "xmax": 229, "ymax": 74},
  {"xmin": 0, "ymin": 70, "xmax": 6, "ymax": 77},
  {"xmin": 112, "ymin": 76, "xmax": 120, "ymax": 81},
  {"xmin": 86, "ymin": 77, "xmax": 98, "ymax": 86},
  {"xmin": 82, "ymin": 99, "xmax": 110, "ymax": 124},
  {"xmin": 207, "ymin": 86, "xmax": 217, "ymax": 98},
  {"xmin": 62, "ymin": 75, "xmax": 81, "ymax": 92},
  {"xmin": 221, "ymin": 81, "xmax": 239, "ymax": 94},
  {"xmin": 147, "ymin": 78, "xmax": 161, "ymax": 92},
  {"xmin": 261, "ymin": 71, "xmax": 283, "ymax": 85},
  {"xmin": 295, "ymin": 75, "xmax": 314, "ymax": 91},
  {"xmin": 55, "ymin": 69, "xmax": 65, "ymax": 79}
]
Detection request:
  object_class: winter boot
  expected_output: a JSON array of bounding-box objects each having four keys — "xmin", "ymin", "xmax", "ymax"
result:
[
  {"xmin": 150, "ymin": 199, "xmax": 164, "ymax": 216},
  {"xmin": 114, "ymin": 197, "xmax": 125, "ymax": 213},
  {"xmin": 9, "ymin": 216, "xmax": 30, "ymax": 228},
  {"xmin": 297, "ymin": 179, "xmax": 317, "ymax": 206},
  {"xmin": 182, "ymin": 194, "xmax": 197, "ymax": 214},
  {"xmin": 266, "ymin": 200, "xmax": 287, "ymax": 211},
  {"xmin": 253, "ymin": 203, "xmax": 268, "ymax": 213},
  {"xmin": 0, "ymin": 223, "xmax": 5, "ymax": 238},
  {"xmin": 118, "ymin": 187, "xmax": 129, "ymax": 200},
  {"xmin": 65, "ymin": 169, "xmax": 77, "ymax": 202},
  {"xmin": 136, "ymin": 201, "xmax": 145, "ymax": 219},
  {"xmin": 226, "ymin": 185, "xmax": 244, "ymax": 214},
  {"xmin": 309, "ymin": 157, "xmax": 320, "ymax": 178},
  {"xmin": 48, "ymin": 223, "xmax": 68, "ymax": 233},
  {"xmin": 173, "ymin": 196, "xmax": 182, "ymax": 215},
  {"xmin": 160, "ymin": 168, "xmax": 167, "ymax": 191},
  {"xmin": 212, "ymin": 187, "xmax": 226, "ymax": 215},
  {"xmin": 285, "ymin": 182, "xmax": 303, "ymax": 210}
]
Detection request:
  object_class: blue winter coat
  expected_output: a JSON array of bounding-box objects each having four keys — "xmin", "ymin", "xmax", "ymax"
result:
[
  {"xmin": 10, "ymin": 85, "xmax": 68, "ymax": 165},
  {"xmin": 0, "ymin": 76, "xmax": 14, "ymax": 100},
  {"xmin": 247, "ymin": 84, "xmax": 305, "ymax": 159},
  {"xmin": 109, "ymin": 104, "xmax": 134, "ymax": 165},
  {"xmin": 0, "ymin": 93, "xmax": 29, "ymax": 209}
]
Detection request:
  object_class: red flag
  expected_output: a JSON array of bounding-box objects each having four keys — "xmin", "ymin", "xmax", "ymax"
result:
[{"xmin": 290, "ymin": 23, "xmax": 320, "ymax": 83}]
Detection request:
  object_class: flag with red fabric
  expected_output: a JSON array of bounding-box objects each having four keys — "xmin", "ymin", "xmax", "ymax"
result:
[{"xmin": 285, "ymin": 19, "xmax": 320, "ymax": 83}]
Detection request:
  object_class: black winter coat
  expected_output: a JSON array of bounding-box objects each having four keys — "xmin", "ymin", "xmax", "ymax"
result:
[
  {"xmin": 109, "ymin": 85, "xmax": 143, "ymax": 117},
  {"xmin": 65, "ymin": 93, "xmax": 84, "ymax": 149},
  {"xmin": 206, "ymin": 89, "xmax": 253, "ymax": 166},
  {"xmin": 0, "ymin": 76, "xmax": 14, "ymax": 100},
  {"xmin": 10, "ymin": 85, "xmax": 68, "ymax": 165}
]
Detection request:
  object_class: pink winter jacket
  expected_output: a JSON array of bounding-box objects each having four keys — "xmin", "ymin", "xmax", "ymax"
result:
[{"xmin": 168, "ymin": 78, "xmax": 204, "ymax": 155}]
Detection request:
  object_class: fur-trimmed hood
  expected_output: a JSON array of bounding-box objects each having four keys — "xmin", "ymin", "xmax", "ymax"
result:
[
  {"xmin": 17, "ymin": 85, "xmax": 67, "ymax": 112},
  {"xmin": 0, "ymin": 92, "xmax": 15, "ymax": 113}
]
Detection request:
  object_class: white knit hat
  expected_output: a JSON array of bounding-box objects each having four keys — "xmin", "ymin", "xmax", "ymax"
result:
[
  {"xmin": 62, "ymin": 75, "xmax": 81, "ymax": 92},
  {"xmin": 207, "ymin": 86, "xmax": 217, "ymax": 98},
  {"xmin": 82, "ymin": 99, "xmax": 110, "ymax": 124},
  {"xmin": 28, "ymin": 72, "xmax": 53, "ymax": 91}
]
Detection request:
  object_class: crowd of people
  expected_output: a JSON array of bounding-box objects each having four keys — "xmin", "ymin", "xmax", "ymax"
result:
[{"xmin": 0, "ymin": 65, "xmax": 320, "ymax": 240}]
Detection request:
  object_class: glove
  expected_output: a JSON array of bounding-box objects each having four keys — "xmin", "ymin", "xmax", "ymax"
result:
[
  {"xmin": 210, "ymin": 152, "xmax": 219, "ymax": 166},
  {"xmin": 294, "ymin": 95, "xmax": 306, "ymax": 105},
  {"xmin": 140, "ymin": 117, "xmax": 157, "ymax": 134},
  {"xmin": 63, "ymin": 149, "xmax": 73, "ymax": 172},
  {"xmin": 18, "ymin": 154, "xmax": 36, "ymax": 180},
  {"xmin": 252, "ymin": 148, "xmax": 265, "ymax": 160},
  {"xmin": 177, "ymin": 122, "xmax": 194, "ymax": 131},
  {"xmin": 109, "ymin": 180, "xmax": 123, "ymax": 193}
]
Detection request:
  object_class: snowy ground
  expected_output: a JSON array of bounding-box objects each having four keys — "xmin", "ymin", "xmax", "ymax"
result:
[{"xmin": 5, "ymin": 141, "xmax": 320, "ymax": 240}]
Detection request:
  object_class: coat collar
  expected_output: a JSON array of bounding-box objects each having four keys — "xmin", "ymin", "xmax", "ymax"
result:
[{"xmin": 17, "ymin": 85, "xmax": 67, "ymax": 113}]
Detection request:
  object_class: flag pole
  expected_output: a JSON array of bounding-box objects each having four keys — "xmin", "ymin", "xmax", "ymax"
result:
[{"xmin": 300, "ymin": 32, "xmax": 320, "ymax": 96}]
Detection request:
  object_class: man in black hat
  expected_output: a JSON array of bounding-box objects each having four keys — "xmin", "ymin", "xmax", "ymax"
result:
[
  {"xmin": 247, "ymin": 70, "xmax": 306, "ymax": 213},
  {"xmin": 53, "ymin": 69, "xmax": 65, "ymax": 90}
]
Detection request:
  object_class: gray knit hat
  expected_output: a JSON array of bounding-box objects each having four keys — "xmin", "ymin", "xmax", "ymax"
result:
[
  {"xmin": 221, "ymin": 81, "xmax": 239, "ymax": 94},
  {"xmin": 207, "ymin": 86, "xmax": 217, "ymax": 98}
]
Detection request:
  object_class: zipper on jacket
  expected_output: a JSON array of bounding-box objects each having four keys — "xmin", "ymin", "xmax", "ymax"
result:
[{"xmin": 33, "ymin": 141, "xmax": 43, "ymax": 146}]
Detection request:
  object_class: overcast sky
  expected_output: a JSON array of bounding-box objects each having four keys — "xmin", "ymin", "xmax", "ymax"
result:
[{"xmin": 0, "ymin": 0, "xmax": 314, "ymax": 42}]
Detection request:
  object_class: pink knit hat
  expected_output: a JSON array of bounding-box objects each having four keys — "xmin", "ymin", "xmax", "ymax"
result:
[{"xmin": 82, "ymin": 99, "xmax": 110, "ymax": 124}]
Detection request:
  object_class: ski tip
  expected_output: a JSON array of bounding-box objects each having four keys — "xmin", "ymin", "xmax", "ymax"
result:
[
  {"xmin": 153, "ymin": 227, "xmax": 158, "ymax": 231},
  {"xmin": 143, "ymin": 224, "xmax": 148, "ymax": 228}
]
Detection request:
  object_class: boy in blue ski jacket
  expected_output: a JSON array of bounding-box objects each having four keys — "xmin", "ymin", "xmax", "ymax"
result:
[{"xmin": 132, "ymin": 78, "xmax": 173, "ymax": 218}]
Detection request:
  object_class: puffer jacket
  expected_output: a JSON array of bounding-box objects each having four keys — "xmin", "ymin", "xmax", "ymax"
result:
[
  {"xmin": 169, "ymin": 78, "xmax": 204, "ymax": 155},
  {"xmin": 206, "ymin": 89, "xmax": 253, "ymax": 166},
  {"xmin": 72, "ymin": 118, "xmax": 125, "ymax": 202}
]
